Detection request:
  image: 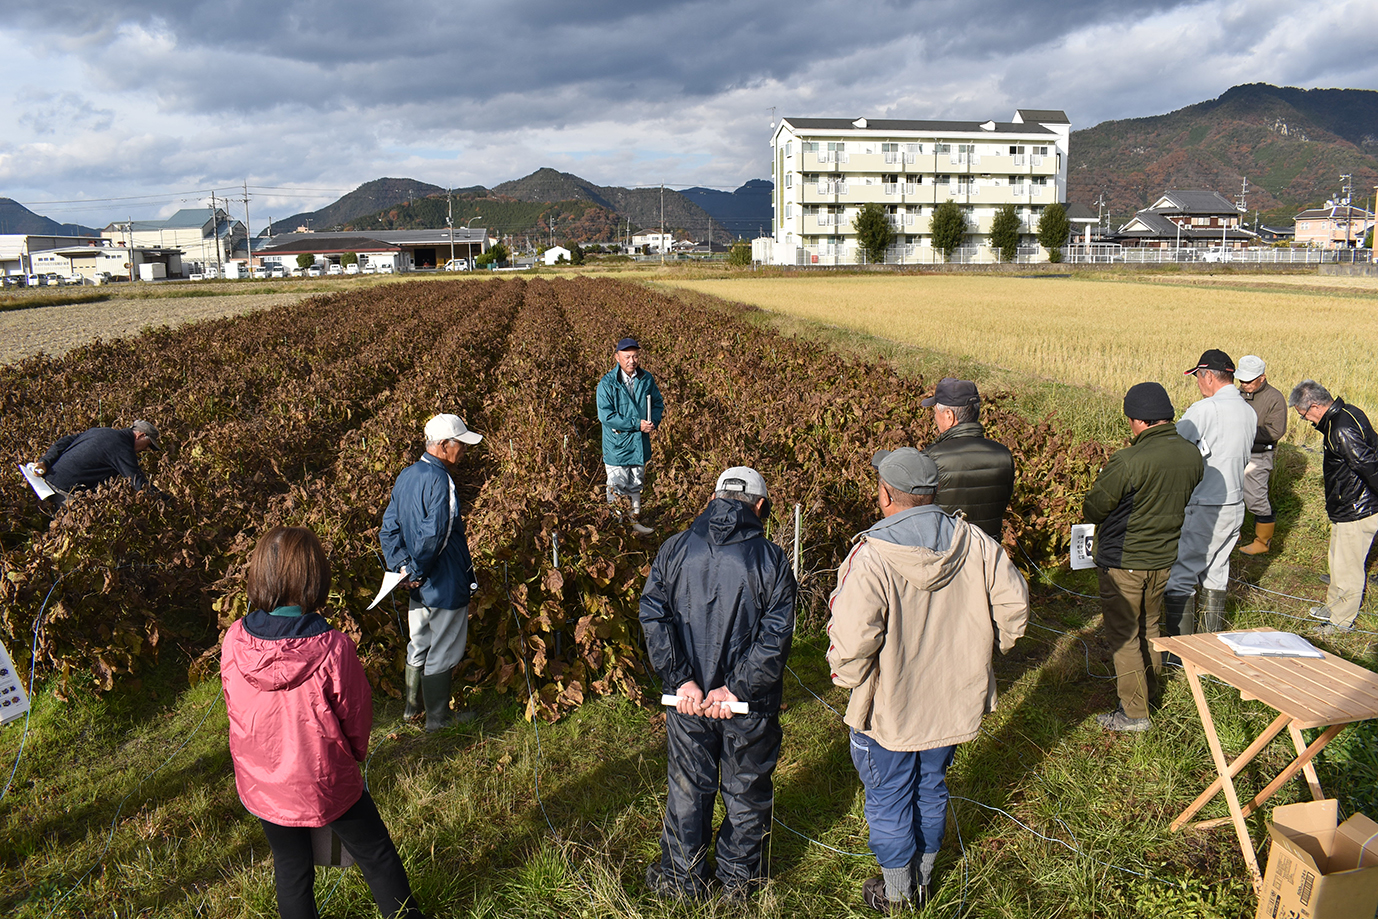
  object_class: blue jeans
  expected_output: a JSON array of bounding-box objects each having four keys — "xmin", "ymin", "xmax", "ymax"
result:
[{"xmin": 849, "ymin": 730, "xmax": 956, "ymax": 868}]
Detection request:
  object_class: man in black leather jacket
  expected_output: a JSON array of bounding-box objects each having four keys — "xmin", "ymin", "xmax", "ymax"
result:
[
  {"xmin": 639, "ymin": 466, "xmax": 797, "ymax": 901},
  {"xmin": 920, "ymin": 378, "xmax": 1015, "ymax": 539},
  {"xmin": 1290, "ymin": 380, "xmax": 1378, "ymax": 633}
]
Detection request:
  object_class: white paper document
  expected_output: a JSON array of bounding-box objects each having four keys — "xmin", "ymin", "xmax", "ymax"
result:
[
  {"xmin": 18, "ymin": 463, "xmax": 56, "ymax": 500},
  {"xmin": 0, "ymin": 638, "xmax": 32, "ymax": 725},
  {"xmin": 661, "ymin": 694, "xmax": 749, "ymax": 714},
  {"xmin": 1216, "ymin": 631, "xmax": 1324, "ymax": 659},
  {"xmin": 1070, "ymin": 523, "xmax": 1096, "ymax": 570},
  {"xmin": 367, "ymin": 568, "xmax": 408, "ymax": 610}
]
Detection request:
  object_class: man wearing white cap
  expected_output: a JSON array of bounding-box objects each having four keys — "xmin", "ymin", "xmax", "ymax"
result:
[
  {"xmin": 1235, "ymin": 356, "xmax": 1288, "ymax": 555},
  {"xmin": 639, "ymin": 466, "xmax": 797, "ymax": 902},
  {"xmin": 380, "ymin": 413, "xmax": 483, "ymax": 731}
]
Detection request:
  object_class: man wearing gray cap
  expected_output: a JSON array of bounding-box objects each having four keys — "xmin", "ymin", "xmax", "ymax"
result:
[
  {"xmin": 1235, "ymin": 356, "xmax": 1288, "ymax": 555},
  {"xmin": 640, "ymin": 466, "xmax": 796, "ymax": 902},
  {"xmin": 597, "ymin": 336, "xmax": 665, "ymax": 535},
  {"xmin": 1083, "ymin": 383, "xmax": 1203, "ymax": 731},
  {"xmin": 380, "ymin": 413, "xmax": 483, "ymax": 731},
  {"xmin": 920, "ymin": 377, "xmax": 1015, "ymax": 539},
  {"xmin": 829, "ymin": 447, "xmax": 1028, "ymax": 911},
  {"xmin": 32, "ymin": 420, "xmax": 161, "ymax": 504},
  {"xmin": 1164, "ymin": 350, "xmax": 1256, "ymax": 635}
]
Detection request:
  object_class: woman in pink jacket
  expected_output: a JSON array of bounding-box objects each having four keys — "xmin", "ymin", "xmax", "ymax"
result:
[{"xmin": 222, "ymin": 526, "xmax": 429, "ymax": 919}]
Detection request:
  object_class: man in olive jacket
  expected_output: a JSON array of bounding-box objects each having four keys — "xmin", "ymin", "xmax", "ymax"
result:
[
  {"xmin": 639, "ymin": 466, "xmax": 796, "ymax": 901},
  {"xmin": 1236, "ymin": 355, "xmax": 1289, "ymax": 555},
  {"xmin": 597, "ymin": 336, "xmax": 665, "ymax": 535},
  {"xmin": 920, "ymin": 378, "xmax": 1015, "ymax": 539},
  {"xmin": 1290, "ymin": 380, "xmax": 1378, "ymax": 633},
  {"xmin": 829, "ymin": 447, "xmax": 1028, "ymax": 911},
  {"xmin": 1083, "ymin": 383, "xmax": 1204, "ymax": 732}
]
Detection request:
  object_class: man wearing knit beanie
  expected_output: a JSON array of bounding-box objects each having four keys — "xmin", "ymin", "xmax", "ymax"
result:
[{"xmin": 1082, "ymin": 383, "xmax": 1203, "ymax": 731}]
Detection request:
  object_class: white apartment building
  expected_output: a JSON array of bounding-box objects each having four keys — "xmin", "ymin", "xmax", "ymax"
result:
[{"xmin": 763, "ymin": 110, "xmax": 1070, "ymax": 265}]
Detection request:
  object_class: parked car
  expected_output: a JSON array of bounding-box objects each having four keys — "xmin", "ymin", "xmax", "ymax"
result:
[
  {"xmin": 443, "ymin": 259, "xmax": 469, "ymax": 271},
  {"xmin": 251, "ymin": 266, "xmax": 269, "ymax": 279},
  {"xmin": 361, "ymin": 264, "xmax": 376, "ymax": 275},
  {"xmin": 377, "ymin": 263, "xmax": 394, "ymax": 274},
  {"xmin": 271, "ymin": 266, "xmax": 287, "ymax": 278},
  {"xmin": 344, "ymin": 263, "xmax": 359, "ymax": 275},
  {"xmin": 307, "ymin": 266, "xmax": 323, "ymax": 277},
  {"xmin": 327, "ymin": 264, "xmax": 343, "ymax": 276}
]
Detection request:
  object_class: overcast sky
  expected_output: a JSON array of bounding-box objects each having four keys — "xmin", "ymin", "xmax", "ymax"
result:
[{"xmin": 2, "ymin": 0, "xmax": 1376, "ymax": 229}]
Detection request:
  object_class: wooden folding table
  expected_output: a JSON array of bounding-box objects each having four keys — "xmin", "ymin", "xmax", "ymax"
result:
[{"xmin": 1152, "ymin": 627, "xmax": 1378, "ymax": 895}]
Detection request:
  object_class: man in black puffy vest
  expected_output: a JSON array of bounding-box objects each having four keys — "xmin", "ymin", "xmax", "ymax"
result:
[{"xmin": 920, "ymin": 378, "xmax": 1015, "ymax": 539}]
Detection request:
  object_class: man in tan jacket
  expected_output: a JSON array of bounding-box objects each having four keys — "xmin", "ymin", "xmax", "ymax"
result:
[{"xmin": 829, "ymin": 447, "xmax": 1029, "ymax": 912}]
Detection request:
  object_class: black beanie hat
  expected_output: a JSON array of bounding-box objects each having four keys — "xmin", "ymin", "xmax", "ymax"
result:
[{"xmin": 1123, "ymin": 382, "xmax": 1174, "ymax": 421}]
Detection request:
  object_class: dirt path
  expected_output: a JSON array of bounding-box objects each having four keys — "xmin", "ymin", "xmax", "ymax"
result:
[{"xmin": 0, "ymin": 292, "xmax": 311, "ymax": 365}]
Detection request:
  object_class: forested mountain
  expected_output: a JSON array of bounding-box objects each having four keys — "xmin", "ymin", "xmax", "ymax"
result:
[
  {"xmin": 1070, "ymin": 83, "xmax": 1378, "ymax": 227},
  {"xmin": 268, "ymin": 178, "xmax": 446, "ymax": 234},
  {"xmin": 491, "ymin": 169, "xmax": 730, "ymax": 243}
]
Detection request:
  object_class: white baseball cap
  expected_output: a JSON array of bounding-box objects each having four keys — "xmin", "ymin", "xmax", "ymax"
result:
[
  {"xmin": 1235, "ymin": 355, "xmax": 1265, "ymax": 383},
  {"xmin": 715, "ymin": 466, "xmax": 768, "ymax": 498},
  {"xmin": 424, "ymin": 413, "xmax": 483, "ymax": 445}
]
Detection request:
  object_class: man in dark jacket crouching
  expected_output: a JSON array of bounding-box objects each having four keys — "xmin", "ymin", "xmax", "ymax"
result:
[{"xmin": 639, "ymin": 466, "xmax": 797, "ymax": 901}]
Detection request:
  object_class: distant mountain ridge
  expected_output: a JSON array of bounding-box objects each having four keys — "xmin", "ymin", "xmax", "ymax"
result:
[
  {"xmin": 490, "ymin": 168, "xmax": 733, "ymax": 242},
  {"xmin": 1070, "ymin": 83, "xmax": 1378, "ymax": 226},
  {"xmin": 0, "ymin": 198, "xmax": 100, "ymax": 237},
  {"xmin": 679, "ymin": 180, "xmax": 773, "ymax": 237},
  {"xmin": 268, "ymin": 177, "xmax": 446, "ymax": 235}
]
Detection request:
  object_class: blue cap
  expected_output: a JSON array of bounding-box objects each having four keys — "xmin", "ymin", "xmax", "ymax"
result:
[{"xmin": 615, "ymin": 337, "xmax": 640, "ymax": 351}]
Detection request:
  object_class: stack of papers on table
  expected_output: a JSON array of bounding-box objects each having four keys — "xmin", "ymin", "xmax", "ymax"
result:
[{"xmin": 1216, "ymin": 631, "xmax": 1324, "ymax": 659}]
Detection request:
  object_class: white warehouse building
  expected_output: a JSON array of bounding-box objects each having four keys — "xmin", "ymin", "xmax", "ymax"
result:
[{"xmin": 760, "ymin": 110, "xmax": 1070, "ymax": 266}]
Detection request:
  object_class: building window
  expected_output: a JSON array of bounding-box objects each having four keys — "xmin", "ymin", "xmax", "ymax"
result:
[
  {"xmin": 882, "ymin": 142, "xmax": 900, "ymax": 164},
  {"xmin": 935, "ymin": 143, "xmax": 950, "ymax": 155},
  {"xmin": 785, "ymin": 202, "xmax": 792, "ymax": 218},
  {"xmin": 785, "ymin": 141, "xmax": 792, "ymax": 158},
  {"xmin": 1031, "ymin": 145, "xmax": 1049, "ymax": 166},
  {"xmin": 785, "ymin": 173, "xmax": 792, "ymax": 188}
]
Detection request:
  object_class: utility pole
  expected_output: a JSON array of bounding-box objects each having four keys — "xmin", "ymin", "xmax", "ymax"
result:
[
  {"xmin": 242, "ymin": 180, "xmax": 252, "ymax": 268},
  {"xmin": 208, "ymin": 192, "xmax": 220, "ymax": 275},
  {"xmin": 447, "ymin": 190, "xmax": 455, "ymax": 266},
  {"xmin": 127, "ymin": 217, "xmax": 134, "ymax": 282},
  {"xmin": 1340, "ymin": 174, "xmax": 1354, "ymax": 247},
  {"xmin": 660, "ymin": 183, "xmax": 665, "ymax": 266}
]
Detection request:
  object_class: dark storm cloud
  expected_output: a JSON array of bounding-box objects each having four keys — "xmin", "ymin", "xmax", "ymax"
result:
[{"xmin": 7, "ymin": 0, "xmax": 1195, "ymax": 122}]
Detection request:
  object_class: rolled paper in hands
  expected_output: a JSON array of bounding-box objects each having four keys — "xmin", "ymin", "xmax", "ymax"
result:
[{"xmin": 660, "ymin": 693, "xmax": 748, "ymax": 714}]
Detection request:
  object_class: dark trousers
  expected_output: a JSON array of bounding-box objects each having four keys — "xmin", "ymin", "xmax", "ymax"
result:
[
  {"xmin": 849, "ymin": 731, "xmax": 956, "ymax": 868},
  {"xmin": 1099, "ymin": 567, "xmax": 1168, "ymax": 719},
  {"xmin": 659, "ymin": 711, "xmax": 782, "ymax": 895},
  {"xmin": 258, "ymin": 790, "xmax": 425, "ymax": 919}
]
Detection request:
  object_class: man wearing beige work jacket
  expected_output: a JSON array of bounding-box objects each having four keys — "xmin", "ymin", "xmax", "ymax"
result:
[{"xmin": 828, "ymin": 447, "xmax": 1029, "ymax": 913}]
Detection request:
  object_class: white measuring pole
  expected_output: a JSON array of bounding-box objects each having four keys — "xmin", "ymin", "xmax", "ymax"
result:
[{"xmin": 793, "ymin": 503, "xmax": 802, "ymax": 580}]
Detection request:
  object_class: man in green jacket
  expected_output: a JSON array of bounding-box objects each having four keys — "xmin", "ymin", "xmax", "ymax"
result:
[
  {"xmin": 1083, "ymin": 383, "xmax": 1204, "ymax": 732},
  {"xmin": 597, "ymin": 337, "xmax": 665, "ymax": 535}
]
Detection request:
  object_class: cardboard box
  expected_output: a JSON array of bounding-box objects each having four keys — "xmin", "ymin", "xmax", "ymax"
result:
[{"xmin": 1256, "ymin": 800, "xmax": 1378, "ymax": 919}]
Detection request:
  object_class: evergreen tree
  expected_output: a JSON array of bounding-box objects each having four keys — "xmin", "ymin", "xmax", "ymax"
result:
[
  {"xmin": 727, "ymin": 239, "xmax": 752, "ymax": 267},
  {"xmin": 1037, "ymin": 202, "xmax": 1071, "ymax": 263},
  {"xmin": 990, "ymin": 204, "xmax": 1021, "ymax": 263},
  {"xmin": 852, "ymin": 202, "xmax": 895, "ymax": 264},
  {"xmin": 929, "ymin": 200, "xmax": 966, "ymax": 262}
]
